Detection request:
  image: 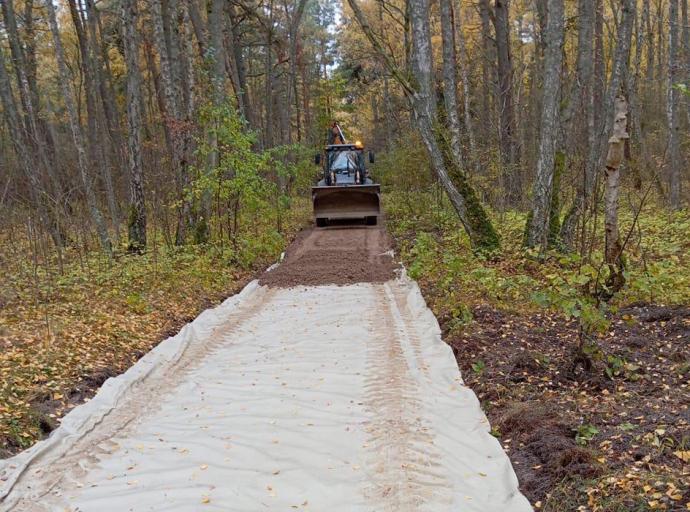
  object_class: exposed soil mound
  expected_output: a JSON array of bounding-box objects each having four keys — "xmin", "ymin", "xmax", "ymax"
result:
[
  {"xmin": 621, "ymin": 304, "xmax": 690, "ymax": 323},
  {"xmin": 259, "ymin": 225, "xmax": 397, "ymax": 287},
  {"xmin": 496, "ymin": 403, "xmax": 600, "ymax": 499}
]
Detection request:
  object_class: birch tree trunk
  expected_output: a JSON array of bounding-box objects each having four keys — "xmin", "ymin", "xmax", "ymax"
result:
[
  {"xmin": 526, "ymin": 0, "xmax": 565, "ymax": 249},
  {"xmin": 122, "ymin": 0, "xmax": 146, "ymax": 252},
  {"xmin": 45, "ymin": 0, "xmax": 111, "ymax": 256},
  {"xmin": 603, "ymin": 96, "xmax": 629, "ymax": 293}
]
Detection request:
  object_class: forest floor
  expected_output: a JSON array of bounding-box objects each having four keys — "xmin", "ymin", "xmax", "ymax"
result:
[
  {"xmin": 0, "ymin": 206, "xmax": 311, "ymax": 458},
  {"xmin": 385, "ymin": 192, "xmax": 690, "ymax": 511}
]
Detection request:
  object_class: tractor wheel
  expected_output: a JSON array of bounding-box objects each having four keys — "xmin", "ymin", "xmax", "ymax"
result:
[
  {"xmin": 316, "ymin": 217, "xmax": 328, "ymax": 228},
  {"xmin": 365, "ymin": 216, "xmax": 377, "ymax": 226}
]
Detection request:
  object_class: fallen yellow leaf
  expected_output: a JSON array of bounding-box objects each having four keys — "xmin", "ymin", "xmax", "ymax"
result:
[{"xmin": 673, "ymin": 450, "xmax": 690, "ymax": 462}]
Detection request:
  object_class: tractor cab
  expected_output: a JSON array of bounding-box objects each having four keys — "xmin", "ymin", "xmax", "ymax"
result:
[
  {"xmin": 312, "ymin": 128, "xmax": 381, "ymax": 227},
  {"xmin": 318, "ymin": 142, "xmax": 374, "ymax": 187}
]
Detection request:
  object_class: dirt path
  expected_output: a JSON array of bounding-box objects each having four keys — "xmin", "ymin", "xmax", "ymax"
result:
[
  {"xmin": 0, "ymin": 227, "xmax": 531, "ymax": 512},
  {"xmin": 259, "ymin": 225, "xmax": 396, "ymax": 287}
]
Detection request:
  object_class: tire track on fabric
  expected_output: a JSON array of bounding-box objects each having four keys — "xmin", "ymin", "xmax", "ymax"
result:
[{"xmin": 362, "ymin": 285, "xmax": 452, "ymax": 511}]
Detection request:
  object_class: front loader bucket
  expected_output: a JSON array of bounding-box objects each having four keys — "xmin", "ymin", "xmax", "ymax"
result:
[{"xmin": 312, "ymin": 184, "xmax": 381, "ymax": 223}]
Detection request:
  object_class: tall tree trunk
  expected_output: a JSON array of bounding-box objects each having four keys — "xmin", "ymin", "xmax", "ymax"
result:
[
  {"xmin": 286, "ymin": 0, "xmax": 308, "ymax": 145},
  {"xmin": 164, "ymin": 0, "xmax": 184, "ymax": 114},
  {"xmin": 1, "ymin": 0, "xmax": 31, "ymax": 123},
  {"xmin": 222, "ymin": 3, "xmax": 245, "ymax": 118},
  {"xmin": 0, "ymin": 42, "xmax": 62, "ymax": 248},
  {"xmin": 228, "ymin": 3, "xmax": 255, "ymax": 129},
  {"xmin": 563, "ymin": 0, "xmax": 595, "ymax": 150},
  {"xmin": 561, "ymin": 0, "xmax": 635, "ymax": 247},
  {"xmin": 187, "ymin": 0, "xmax": 207, "ymax": 56},
  {"xmin": 627, "ymin": 0, "xmax": 648, "ymax": 189},
  {"xmin": 657, "ymin": 0, "xmax": 665, "ymax": 87},
  {"xmin": 454, "ymin": 3, "xmax": 478, "ymax": 170},
  {"xmin": 439, "ymin": 0, "xmax": 466, "ymax": 169},
  {"xmin": 67, "ymin": 0, "xmax": 121, "ymax": 242},
  {"xmin": 122, "ymin": 0, "xmax": 146, "ymax": 252},
  {"xmin": 347, "ymin": 0, "xmax": 500, "ymax": 252},
  {"xmin": 299, "ymin": 42, "xmax": 312, "ymax": 142},
  {"xmin": 644, "ymin": 0, "xmax": 655, "ymax": 86},
  {"xmin": 682, "ymin": 0, "xmax": 690, "ymax": 126},
  {"xmin": 493, "ymin": 0, "xmax": 521, "ymax": 204},
  {"xmin": 45, "ymin": 0, "xmax": 111, "ymax": 256},
  {"xmin": 151, "ymin": 0, "xmax": 190, "ymax": 244},
  {"xmin": 150, "ymin": 0, "xmax": 182, "ymax": 127},
  {"xmin": 208, "ymin": 0, "xmax": 228, "ymax": 102},
  {"xmin": 668, "ymin": 0, "xmax": 682, "ymax": 208},
  {"xmin": 549, "ymin": 0, "xmax": 594, "ymax": 243},
  {"xmin": 85, "ymin": 0, "xmax": 125, "ymax": 156},
  {"xmin": 527, "ymin": 0, "xmax": 565, "ymax": 249},
  {"xmin": 592, "ymin": 0, "xmax": 605, "ymax": 137},
  {"xmin": 264, "ymin": 0, "xmax": 275, "ymax": 149},
  {"xmin": 478, "ymin": 0, "xmax": 495, "ymax": 141},
  {"xmin": 181, "ymin": 2, "xmax": 196, "ymax": 120},
  {"xmin": 0, "ymin": 0, "xmax": 62, "ymax": 201}
]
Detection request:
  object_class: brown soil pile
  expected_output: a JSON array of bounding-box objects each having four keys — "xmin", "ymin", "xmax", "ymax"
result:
[{"xmin": 259, "ymin": 225, "xmax": 397, "ymax": 287}]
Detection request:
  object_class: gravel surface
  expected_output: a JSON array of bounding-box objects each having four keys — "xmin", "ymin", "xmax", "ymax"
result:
[{"xmin": 259, "ymin": 225, "xmax": 397, "ymax": 287}]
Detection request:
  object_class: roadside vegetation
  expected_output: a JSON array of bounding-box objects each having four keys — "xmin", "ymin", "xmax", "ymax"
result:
[{"xmin": 379, "ymin": 146, "xmax": 690, "ymax": 511}]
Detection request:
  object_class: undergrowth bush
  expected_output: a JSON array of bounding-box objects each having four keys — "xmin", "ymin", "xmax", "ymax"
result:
[{"xmin": 384, "ymin": 189, "xmax": 690, "ymax": 334}]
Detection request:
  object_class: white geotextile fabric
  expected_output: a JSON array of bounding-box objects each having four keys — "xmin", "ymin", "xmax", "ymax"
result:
[{"xmin": 0, "ymin": 276, "xmax": 532, "ymax": 512}]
